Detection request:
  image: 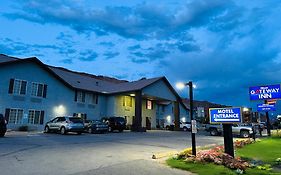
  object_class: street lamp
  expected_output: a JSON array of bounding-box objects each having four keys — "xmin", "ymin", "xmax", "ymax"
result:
[{"xmin": 176, "ymin": 81, "xmax": 196, "ymax": 156}]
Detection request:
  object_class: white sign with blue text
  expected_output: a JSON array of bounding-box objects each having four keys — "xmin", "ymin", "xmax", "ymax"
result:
[{"xmin": 209, "ymin": 107, "xmax": 242, "ymax": 124}]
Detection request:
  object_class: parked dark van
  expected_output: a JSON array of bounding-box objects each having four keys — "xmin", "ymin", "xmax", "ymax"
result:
[{"xmin": 103, "ymin": 117, "xmax": 126, "ymax": 132}]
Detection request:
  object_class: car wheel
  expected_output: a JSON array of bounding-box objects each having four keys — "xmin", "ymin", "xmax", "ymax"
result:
[
  {"xmin": 88, "ymin": 128, "xmax": 92, "ymax": 134},
  {"xmin": 44, "ymin": 126, "xmax": 50, "ymax": 133},
  {"xmin": 119, "ymin": 129, "xmax": 123, "ymax": 132},
  {"xmin": 240, "ymin": 130, "xmax": 250, "ymax": 138},
  {"xmin": 183, "ymin": 127, "xmax": 188, "ymax": 132},
  {"xmin": 108, "ymin": 126, "xmax": 112, "ymax": 132},
  {"xmin": 60, "ymin": 127, "xmax": 66, "ymax": 135},
  {"xmin": 210, "ymin": 128, "xmax": 218, "ymax": 136}
]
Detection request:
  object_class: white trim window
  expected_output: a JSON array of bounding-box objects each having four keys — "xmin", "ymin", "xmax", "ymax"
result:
[
  {"xmin": 77, "ymin": 91, "xmax": 86, "ymax": 103},
  {"xmin": 28, "ymin": 110, "xmax": 43, "ymax": 124},
  {"xmin": 31, "ymin": 82, "xmax": 47, "ymax": 98},
  {"xmin": 90, "ymin": 93, "xmax": 98, "ymax": 104},
  {"xmin": 8, "ymin": 109, "xmax": 24, "ymax": 124},
  {"xmin": 11, "ymin": 79, "xmax": 27, "ymax": 95}
]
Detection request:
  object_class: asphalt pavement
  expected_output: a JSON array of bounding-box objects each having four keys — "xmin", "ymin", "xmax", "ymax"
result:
[{"xmin": 0, "ymin": 130, "xmax": 223, "ymax": 175}]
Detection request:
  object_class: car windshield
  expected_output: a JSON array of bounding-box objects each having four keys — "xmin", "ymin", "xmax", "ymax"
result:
[{"xmin": 69, "ymin": 118, "xmax": 83, "ymax": 123}]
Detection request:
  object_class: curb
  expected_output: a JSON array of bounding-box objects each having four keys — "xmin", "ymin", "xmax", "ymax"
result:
[{"xmin": 152, "ymin": 151, "xmax": 179, "ymax": 159}]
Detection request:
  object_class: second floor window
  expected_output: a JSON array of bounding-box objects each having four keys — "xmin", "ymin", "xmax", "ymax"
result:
[
  {"xmin": 146, "ymin": 100, "xmax": 153, "ymax": 110},
  {"xmin": 8, "ymin": 78, "xmax": 27, "ymax": 95},
  {"xmin": 123, "ymin": 96, "xmax": 132, "ymax": 107},
  {"xmin": 31, "ymin": 82, "xmax": 47, "ymax": 98},
  {"xmin": 90, "ymin": 93, "xmax": 98, "ymax": 104},
  {"xmin": 75, "ymin": 91, "xmax": 85, "ymax": 103}
]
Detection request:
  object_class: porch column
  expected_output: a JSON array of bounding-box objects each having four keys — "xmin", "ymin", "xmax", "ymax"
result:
[
  {"xmin": 132, "ymin": 90, "xmax": 144, "ymax": 132},
  {"xmin": 174, "ymin": 101, "xmax": 180, "ymax": 131}
]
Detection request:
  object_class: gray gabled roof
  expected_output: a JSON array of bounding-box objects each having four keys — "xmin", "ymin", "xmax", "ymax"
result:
[
  {"xmin": 0, "ymin": 54, "xmax": 163, "ymax": 94},
  {"xmin": 0, "ymin": 54, "xmax": 18, "ymax": 63},
  {"xmin": 49, "ymin": 66, "xmax": 163, "ymax": 94},
  {"xmin": 0, "ymin": 54, "xmax": 188, "ymax": 109}
]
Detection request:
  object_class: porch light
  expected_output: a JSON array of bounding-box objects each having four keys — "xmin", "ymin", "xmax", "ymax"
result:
[
  {"xmin": 243, "ymin": 107, "xmax": 249, "ymax": 112},
  {"xmin": 166, "ymin": 115, "xmax": 171, "ymax": 123},
  {"xmin": 130, "ymin": 94, "xmax": 135, "ymax": 97},
  {"xmin": 54, "ymin": 105, "xmax": 66, "ymax": 116}
]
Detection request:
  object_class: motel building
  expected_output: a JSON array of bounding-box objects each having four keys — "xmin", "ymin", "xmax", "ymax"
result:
[{"xmin": 0, "ymin": 54, "xmax": 189, "ymax": 131}]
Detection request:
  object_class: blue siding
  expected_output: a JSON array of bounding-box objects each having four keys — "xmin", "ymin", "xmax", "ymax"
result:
[
  {"xmin": 142, "ymin": 80, "xmax": 176, "ymax": 101},
  {"xmin": 0, "ymin": 62, "xmax": 106, "ymax": 130}
]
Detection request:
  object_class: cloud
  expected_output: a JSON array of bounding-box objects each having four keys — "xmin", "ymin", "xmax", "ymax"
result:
[
  {"xmin": 177, "ymin": 42, "xmax": 200, "ymax": 52},
  {"xmin": 103, "ymin": 51, "xmax": 119, "ymax": 59},
  {"xmin": 2, "ymin": 0, "xmax": 235, "ymax": 40},
  {"xmin": 131, "ymin": 57, "xmax": 148, "ymax": 64},
  {"xmin": 79, "ymin": 50, "xmax": 98, "ymax": 62},
  {"xmin": 99, "ymin": 41, "xmax": 115, "ymax": 47},
  {"xmin": 128, "ymin": 44, "xmax": 141, "ymax": 51},
  {"xmin": 60, "ymin": 58, "xmax": 73, "ymax": 64}
]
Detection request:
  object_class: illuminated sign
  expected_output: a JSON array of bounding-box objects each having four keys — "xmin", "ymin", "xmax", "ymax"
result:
[
  {"xmin": 209, "ymin": 107, "xmax": 242, "ymax": 123},
  {"xmin": 257, "ymin": 103, "xmax": 276, "ymax": 112},
  {"xmin": 249, "ymin": 84, "xmax": 281, "ymax": 100}
]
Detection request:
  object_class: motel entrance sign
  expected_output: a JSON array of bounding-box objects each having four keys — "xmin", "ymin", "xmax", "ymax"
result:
[{"xmin": 209, "ymin": 107, "xmax": 242, "ymax": 157}]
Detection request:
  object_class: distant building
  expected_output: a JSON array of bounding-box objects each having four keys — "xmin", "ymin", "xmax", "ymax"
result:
[
  {"xmin": 182, "ymin": 98, "xmax": 229, "ymax": 123},
  {"xmin": 0, "ymin": 54, "xmax": 188, "ymax": 131}
]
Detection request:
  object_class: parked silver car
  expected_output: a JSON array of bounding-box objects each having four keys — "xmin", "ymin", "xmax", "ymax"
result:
[
  {"xmin": 205, "ymin": 123, "xmax": 254, "ymax": 138},
  {"xmin": 44, "ymin": 116, "xmax": 84, "ymax": 135}
]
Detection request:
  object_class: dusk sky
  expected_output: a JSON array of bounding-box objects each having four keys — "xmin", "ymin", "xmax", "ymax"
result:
[{"xmin": 1, "ymin": 0, "xmax": 281, "ymax": 113}]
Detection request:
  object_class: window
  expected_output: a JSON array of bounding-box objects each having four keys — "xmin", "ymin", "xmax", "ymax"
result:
[
  {"xmin": 8, "ymin": 79, "xmax": 27, "ymax": 95},
  {"xmin": 90, "ymin": 93, "xmax": 98, "ymax": 104},
  {"xmin": 146, "ymin": 100, "xmax": 153, "ymax": 110},
  {"xmin": 76, "ymin": 113, "xmax": 87, "ymax": 120},
  {"xmin": 28, "ymin": 110, "xmax": 44, "ymax": 124},
  {"xmin": 31, "ymin": 82, "xmax": 47, "ymax": 98},
  {"xmin": 123, "ymin": 96, "xmax": 132, "ymax": 107},
  {"xmin": 76, "ymin": 91, "xmax": 85, "ymax": 103},
  {"xmin": 8, "ymin": 109, "xmax": 24, "ymax": 124}
]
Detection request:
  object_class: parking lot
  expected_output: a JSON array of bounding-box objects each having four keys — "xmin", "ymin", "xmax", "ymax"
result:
[{"xmin": 0, "ymin": 130, "xmax": 223, "ymax": 175}]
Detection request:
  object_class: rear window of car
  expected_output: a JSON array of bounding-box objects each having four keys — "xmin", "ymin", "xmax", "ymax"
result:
[{"xmin": 69, "ymin": 118, "xmax": 83, "ymax": 123}]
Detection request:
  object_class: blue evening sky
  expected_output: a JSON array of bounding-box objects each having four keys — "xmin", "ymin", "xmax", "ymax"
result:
[{"xmin": 1, "ymin": 0, "xmax": 281, "ymax": 115}]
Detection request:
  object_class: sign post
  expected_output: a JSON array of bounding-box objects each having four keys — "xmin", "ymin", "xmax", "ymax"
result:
[{"xmin": 209, "ymin": 107, "xmax": 242, "ymax": 157}]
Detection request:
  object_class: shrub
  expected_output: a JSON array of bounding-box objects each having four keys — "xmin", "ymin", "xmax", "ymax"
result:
[
  {"xmin": 18, "ymin": 125, "xmax": 28, "ymax": 131},
  {"xmin": 177, "ymin": 148, "xmax": 193, "ymax": 159}
]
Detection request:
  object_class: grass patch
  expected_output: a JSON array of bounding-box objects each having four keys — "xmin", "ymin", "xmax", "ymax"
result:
[
  {"xmin": 167, "ymin": 158, "xmax": 281, "ymax": 175},
  {"xmin": 236, "ymin": 137, "xmax": 281, "ymax": 164},
  {"xmin": 167, "ymin": 158, "xmax": 235, "ymax": 175},
  {"xmin": 167, "ymin": 137, "xmax": 281, "ymax": 175}
]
